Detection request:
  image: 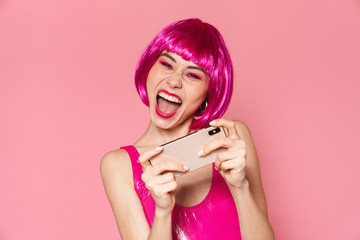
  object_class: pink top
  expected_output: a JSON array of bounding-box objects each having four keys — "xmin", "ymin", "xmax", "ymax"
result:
[{"xmin": 121, "ymin": 145, "xmax": 242, "ymax": 240}]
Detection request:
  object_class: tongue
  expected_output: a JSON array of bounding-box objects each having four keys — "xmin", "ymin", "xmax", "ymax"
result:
[{"xmin": 157, "ymin": 97, "xmax": 180, "ymax": 114}]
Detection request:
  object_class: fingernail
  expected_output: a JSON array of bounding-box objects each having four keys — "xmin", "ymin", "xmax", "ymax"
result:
[
  {"xmin": 155, "ymin": 146, "xmax": 163, "ymax": 151},
  {"xmin": 215, "ymin": 166, "xmax": 218, "ymax": 171},
  {"xmin": 209, "ymin": 120, "xmax": 216, "ymax": 126},
  {"xmin": 183, "ymin": 165, "xmax": 189, "ymax": 171},
  {"xmin": 197, "ymin": 149, "xmax": 204, "ymax": 156}
]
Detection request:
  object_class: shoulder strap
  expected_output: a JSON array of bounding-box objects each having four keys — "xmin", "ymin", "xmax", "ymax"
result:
[
  {"xmin": 120, "ymin": 145, "xmax": 142, "ymax": 180},
  {"xmin": 120, "ymin": 145, "xmax": 155, "ymax": 226}
]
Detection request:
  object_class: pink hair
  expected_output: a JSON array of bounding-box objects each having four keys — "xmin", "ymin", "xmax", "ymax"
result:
[{"xmin": 135, "ymin": 18, "xmax": 233, "ymax": 130}]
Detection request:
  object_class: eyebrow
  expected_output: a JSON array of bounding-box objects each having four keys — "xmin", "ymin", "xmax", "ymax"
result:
[{"xmin": 160, "ymin": 53, "xmax": 207, "ymax": 75}]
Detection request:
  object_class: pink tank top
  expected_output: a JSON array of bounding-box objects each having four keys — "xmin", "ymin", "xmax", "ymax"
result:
[{"xmin": 121, "ymin": 145, "xmax": 242, "ymax": 240}]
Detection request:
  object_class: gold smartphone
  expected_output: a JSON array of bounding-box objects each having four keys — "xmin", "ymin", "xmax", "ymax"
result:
[{"xmin": 150, "ymin": 126, "xmax": 227, "ymax": 177}]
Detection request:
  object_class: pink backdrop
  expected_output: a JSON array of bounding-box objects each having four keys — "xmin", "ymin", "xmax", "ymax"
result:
[{"xmin": 1, "ymin": 0, "xmax": 359, "ymax": 239}]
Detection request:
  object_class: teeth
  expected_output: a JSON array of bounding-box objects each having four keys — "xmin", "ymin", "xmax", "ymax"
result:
[{"xmin": 158, "ymin": 92, "xmax": 182, "ymax": 104}]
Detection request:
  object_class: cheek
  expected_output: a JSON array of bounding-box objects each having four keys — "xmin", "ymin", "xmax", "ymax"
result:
[
  {"xmin": 196, "ymin": 83, "xmax": 209, "ymax": 100},
  {"xmin": 146, "ymin": 69, "xmax": 158, "ymax": 96},
  {"xmin": 146, "ymin": 66, "xmax": 166, "ymax": 89},
  {"xmin": 187, "ymin": 86, "xmax": 208, "ymax": 105}
]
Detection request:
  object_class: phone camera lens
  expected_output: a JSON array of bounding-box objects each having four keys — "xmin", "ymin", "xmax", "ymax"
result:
[{"xmin": 208, "ymin": 127, "xmax": 220, "ymax": 136}]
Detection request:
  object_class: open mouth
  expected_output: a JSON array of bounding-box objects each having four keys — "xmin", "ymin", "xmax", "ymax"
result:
[{"xmin": 156, "ymin": 90, "xmax": 182, "ymax": 118}]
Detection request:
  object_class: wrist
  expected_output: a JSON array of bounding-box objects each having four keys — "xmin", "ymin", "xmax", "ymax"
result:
[
  {"xmin": 228, "ymin": 179, "xmax": 251, "ymax": 199},
  {"xmin": 150, "ymin": 207, "xmax": 173, "ymax": 240},
  {"xmin": 154, "ymin": 207, "xmax": 173, "ymax": 219}
]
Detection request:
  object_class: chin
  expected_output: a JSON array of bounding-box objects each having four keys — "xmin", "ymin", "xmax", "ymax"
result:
[{"xmin": 151, "ymin": 110, "xmax": 193, "ymax": 130}]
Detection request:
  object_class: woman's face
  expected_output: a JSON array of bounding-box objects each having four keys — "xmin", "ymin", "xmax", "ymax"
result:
[{"xmin": 146, "ymin": 51, "xmax": 210, "ymax": 130}]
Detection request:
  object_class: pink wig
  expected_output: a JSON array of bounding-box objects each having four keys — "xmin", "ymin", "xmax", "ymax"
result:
[{"xmin": 135, "ymin": 18, "xmax": 233, "ymax": 130}]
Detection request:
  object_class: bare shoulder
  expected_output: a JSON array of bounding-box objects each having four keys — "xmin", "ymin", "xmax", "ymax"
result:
[
  {"xmin": 100, "ymin": 148, "xmax": 132, "ymax": 184},
  {"xmin": 233, "ymin": 120, "xmax": 254, "ymax": 143}
]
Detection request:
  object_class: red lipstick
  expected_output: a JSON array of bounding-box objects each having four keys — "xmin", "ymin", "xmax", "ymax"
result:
[{"xmin": 155, "ymin": 89, "xmax": 182, "ymax": 119}]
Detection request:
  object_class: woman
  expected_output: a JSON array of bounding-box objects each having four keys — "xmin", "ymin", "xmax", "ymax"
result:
[{"xmin": 101, "ymin": 18, "xmax": 274, "ymax": 240}]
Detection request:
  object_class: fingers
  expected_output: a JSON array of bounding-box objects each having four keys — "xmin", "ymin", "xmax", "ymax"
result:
[
  {"xmin": 140, "ymin": 146, "xmax": 188, "ymax": 185},
  {"xmin": 214, "ymin": 148, "xmax": 246, "ymax": 170},
  {"xmin": 150, "ymin": 181, "xmax": 178, "ymax": 198},
  {"xmin": 214, "ymin": 150, "xmax": 236, "ymax": 169},
  {"xmin": 210, "ymin": 118, "xmax": 240, "ymax": 139},
  {"xmin": 138, "ymin": 146, "xmax": 163, "ymax": 172},
  {"xmin": 146, "ymin": 172, "xmax": 175, "ymax": 185},
  {"xmin": 200, "ymin": 137, "xmax": 246, "ymax": 156},
  {"xmin": 200, "ymin": 118, "xmax": 245, "ymax": 156},
  {"xmin": 218, "ymin": 156, "xmax": 245, "ymax": 171},
  {"xmin": 140, "ymin": 150, "xmax": 188, "ymax": 200},
  {"xmin": 141, "ymin": 173, "xmax": 175, "ymax": 190},
  {"xmin": 141, "ymin": 171, "xmax": 178, "ymax": 198},
  {"xmin": 139, "ymin": 147, "xmax": 189, "ymax": 172},
  {"xmin": 144, "ymin": 161, "xmax": 189, "ymax": 177}
]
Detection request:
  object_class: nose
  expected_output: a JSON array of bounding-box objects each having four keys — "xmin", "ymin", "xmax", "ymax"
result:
[{"xmin": 166, "ymin": 74, "xmax": 182, "ymax": 88}]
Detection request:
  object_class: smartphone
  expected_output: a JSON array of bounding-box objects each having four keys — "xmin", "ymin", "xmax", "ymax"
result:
[{"xmin": 150, "ymin": 126, "xmax": 227, "ymax": 177}]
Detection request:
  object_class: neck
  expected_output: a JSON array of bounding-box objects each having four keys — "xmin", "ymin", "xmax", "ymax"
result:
[{"xmin": 135, "ymin": 118, "xmax": 195, "ymax": 149}]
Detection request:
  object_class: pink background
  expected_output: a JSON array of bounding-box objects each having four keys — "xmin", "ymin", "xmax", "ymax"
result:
[{"xmin": 1, "ymin": 0, "xmax": 359, "ymax": 239}]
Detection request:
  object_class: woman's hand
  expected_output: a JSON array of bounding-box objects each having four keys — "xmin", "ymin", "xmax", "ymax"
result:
[
  {"xmin": 139, "ymin": 147, "xmax": 188, "ymax": 212},
  {"xmin": 199, "ymin": 118, "xmax": 248, "ymax": 189}
]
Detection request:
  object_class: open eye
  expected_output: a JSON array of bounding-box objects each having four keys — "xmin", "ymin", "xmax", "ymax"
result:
[{"xmin": 160, "ymin": 61, "xmax": 173, "ymax": 70}]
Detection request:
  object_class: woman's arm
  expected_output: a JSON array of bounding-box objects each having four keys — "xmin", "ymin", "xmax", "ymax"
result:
[
  {"xmin": 231, "ymin": 120, "xmax": 274, "ymax": 240},
  {"xmin": 100, "ymin": 148, "xmax": 187, "ymax": 240},
  {"xmin": 200, "ymin": 119, "xmax": 275, "ymax": 240},
  {"xmin": 100, "ymin": 150, "xmax": 150, "ymax": 239}
]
